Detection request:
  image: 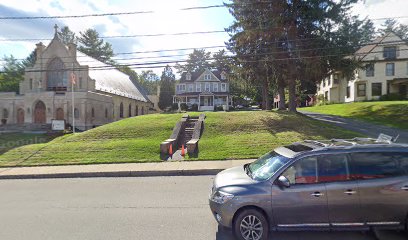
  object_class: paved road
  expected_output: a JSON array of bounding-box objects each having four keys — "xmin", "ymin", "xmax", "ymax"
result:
[
  {"xmin": 0, "ymin": 176, "xmax": 405, "ymax": 240},
  {"xmin": 300, "ymin": 111, "xmax": 408, "ymax": 143}
]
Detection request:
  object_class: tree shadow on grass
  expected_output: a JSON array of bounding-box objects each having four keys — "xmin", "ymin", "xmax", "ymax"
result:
[{"xmin": 260, "ymin": 111, "xmax": 357, "ymax": 140}]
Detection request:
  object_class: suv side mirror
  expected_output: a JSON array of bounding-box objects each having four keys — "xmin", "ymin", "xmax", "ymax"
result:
[{"xmin": 277, "ymin": 175, "xmax": 291, "ymax": 188}]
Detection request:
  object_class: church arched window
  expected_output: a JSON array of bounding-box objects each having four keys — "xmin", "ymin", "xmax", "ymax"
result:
[
  {"xmin": 128, "ymin": 104, "xmax": 132, "ymax": 117},
  {"xmin": 47, "ymin": 58, "xmax": 67, "ymax": 91},
  {"xmin": 119, "ymin": 103, "xmax": 124, "ymax": 118}
]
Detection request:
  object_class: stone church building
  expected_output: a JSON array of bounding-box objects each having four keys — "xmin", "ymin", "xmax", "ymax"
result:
[{"xmin": 0, "ymin": 25, "xmax": 151, "ymax": 131}]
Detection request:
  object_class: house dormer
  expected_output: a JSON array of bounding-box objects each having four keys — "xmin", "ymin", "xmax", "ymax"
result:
[
  {"xmin": 186, "ymin": 72, "xmax": 192, "ymax": 81},
  {"xmin": 221, "ymin": 71, "xmax": 227, "ymax": 80}
]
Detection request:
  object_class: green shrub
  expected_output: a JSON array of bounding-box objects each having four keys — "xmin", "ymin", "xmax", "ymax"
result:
[
  {"xmin": 180, "ymin": 103, "xmax": 188, "ymax": 111},
  {"xmin": 191, "ymin": 104, "xmax": 198, "ymax": 111},
  {"xmin": 171, "ymin": 103, "xmax": 178, "ymax": 110},
  {"xmin": 379, "ymin": 93, "xmax": 405, "ymax": 101}
]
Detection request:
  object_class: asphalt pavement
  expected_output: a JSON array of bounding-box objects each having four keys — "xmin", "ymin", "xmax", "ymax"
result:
[
  {"xmin": 0, "ymin": 176, "xmax": 405, "ymax": 240},
  {"xmin": 300, "ymin": 111, "xmax": 408, "ymax": 143}
]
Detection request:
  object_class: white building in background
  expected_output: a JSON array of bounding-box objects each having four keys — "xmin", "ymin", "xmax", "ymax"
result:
[
  {"xmin": 318, "ymin": 32, "xmax": 408, "ymax": 103},
  {"xmin": 173, "ymin": 69, "xmax": 232, "ymax": 111}
]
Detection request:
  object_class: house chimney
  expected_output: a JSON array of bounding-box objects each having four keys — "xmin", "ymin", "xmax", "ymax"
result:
[
  {"xmin": 35, "ymin": 42, "xmax": 45, "ymax": 58},
  {"xmin": 68, "ymin": 43, "xmax": 77, "ymax": 59}
]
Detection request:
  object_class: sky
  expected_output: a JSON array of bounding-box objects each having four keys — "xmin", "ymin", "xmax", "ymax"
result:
[{"xmin": 1, "ymin": 0, "xmax": 408, "ymax": 75}]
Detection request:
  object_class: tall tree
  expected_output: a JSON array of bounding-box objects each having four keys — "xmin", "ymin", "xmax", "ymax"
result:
[
  {"xmin": 212, "ymin": 50, "xmax": 232, "ymax": 72},
  {"xmin": 77, "ymin": 29, "xmax": 114, "ymax": 64},
  {"xmin": 58, "ymin": 26, "xmax": 77, "ymax": 45},
  {"xmin": 158, "ymin": 66, "xmax": 175, "ymax": 110},
  {"xmin": 227, "ymin": 0, "xmax": 374, "ymax": 112},
  {"xmin": 21, "ymin": 50, "xmax": 36, "ymax": 68},
  {"xmin": 139, "ymin": 70, "xmax": 160, "ymax": 95},
  {"xmin": 379, "ymin": 18, "xmax": 408, "ymax": 39},
  {"xmin": 0, "ymin": 55, "xmax": 25, "ymax": 93},
  {"xmin": 175, "ymin": 49, "xmax": 212, "ymax": 73}
]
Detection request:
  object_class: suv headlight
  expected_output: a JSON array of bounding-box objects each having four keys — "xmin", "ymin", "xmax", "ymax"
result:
[{"xmin": 211, "ymin": 191, "xmax": 234, "ymax": 204}]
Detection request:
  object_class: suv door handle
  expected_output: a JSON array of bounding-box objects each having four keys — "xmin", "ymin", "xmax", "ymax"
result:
[
  {"xmin": 401, "ymin": 186, "xmax": 408, "ymax": 191},
  {"xmin": 344, "ymin": 190, "xmax": 357, "ymax": 195},
  {"xmin": 311, "ymin": 192, "xmax": 324, "ymax": 197}
]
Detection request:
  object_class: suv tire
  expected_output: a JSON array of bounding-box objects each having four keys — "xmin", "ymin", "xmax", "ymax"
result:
[{"xmin": 233, "ymin": 208, "xmax": 269, "ymax": 240}]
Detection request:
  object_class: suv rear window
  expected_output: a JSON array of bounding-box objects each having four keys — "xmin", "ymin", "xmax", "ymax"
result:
[{"xmin": 351, "ymin": 152, "xmax": 405, "ymax": 179}]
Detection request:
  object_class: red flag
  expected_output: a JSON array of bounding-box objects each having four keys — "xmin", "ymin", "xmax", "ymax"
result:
[{"xmin": 71, "ymin": 72, "xmax": 76, "ymax": 85}]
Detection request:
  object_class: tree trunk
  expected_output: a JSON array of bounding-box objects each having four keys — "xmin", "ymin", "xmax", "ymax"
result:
[
  {"xmin": 288, "ymin": 77, "xmax": 297, "ymax": 112},
  {"xmin": 278, "ymin": 80, "xmax": 286, "ymax": 110},
  {"xmin": 263, "ymin": 80, "xmax": 271, "ymax": 110}
]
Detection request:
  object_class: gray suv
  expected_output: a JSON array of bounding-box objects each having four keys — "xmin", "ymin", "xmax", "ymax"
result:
[{"xmin": 209, "ymin": 137, "xmax": 408, "ymax": 240}]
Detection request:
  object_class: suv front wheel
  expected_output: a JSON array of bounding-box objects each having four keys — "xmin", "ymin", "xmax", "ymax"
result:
[{"xmin": 233, "ymin": 208, "xmax": 269, "ymax": 240}]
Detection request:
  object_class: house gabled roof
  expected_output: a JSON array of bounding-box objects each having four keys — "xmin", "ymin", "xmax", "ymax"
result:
[
  {"xmin": 179, "ymin": 69, "xmax": 227, "ymax": 83},
  {"xmin": 76, "ymin": 51, "xmax": 149, "ymax": 102},
  {"xmin": 354, "ymin": 32, "xmax": 407, "ymax": 61}
]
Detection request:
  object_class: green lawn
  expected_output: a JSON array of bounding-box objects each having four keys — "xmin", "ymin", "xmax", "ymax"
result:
[
  {"xmin": 303, "ymin": 101, "xmax": 408, "ymax": 130},
  {"xmin": 0, "ymin": 133, "xmax": 56, "ymax": 155},
  {"xmin": 0, "ymin": 111, "xmax": 360, "ymax": 167}
]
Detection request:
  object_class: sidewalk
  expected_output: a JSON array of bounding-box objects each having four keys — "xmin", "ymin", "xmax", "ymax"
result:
[{"xmin": 0, "ymin": 159, "xmax": 255, "ymax": 180}]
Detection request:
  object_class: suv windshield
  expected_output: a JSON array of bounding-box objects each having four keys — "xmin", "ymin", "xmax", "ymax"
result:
[{"xmin": 248, "ymin": 151, "xmax": 290, "ymax": 181}]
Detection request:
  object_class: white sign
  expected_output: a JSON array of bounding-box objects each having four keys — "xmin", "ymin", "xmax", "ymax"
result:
[{"xmin": 52, "ymin": 120, "xmax": 65, "ymax": 131}]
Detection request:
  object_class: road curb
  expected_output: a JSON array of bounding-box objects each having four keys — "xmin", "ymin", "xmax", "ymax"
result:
[{"xmin": 0, "ymin": 169, "xmax": 225, "ymax": 180}]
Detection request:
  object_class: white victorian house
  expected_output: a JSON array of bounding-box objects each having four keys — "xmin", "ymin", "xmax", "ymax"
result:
[
  {"xmin": 318, "ymin": 32, "xmax": 408, "ymax": 103},
  {"xmin": 173, "ymin": 69, "xmax": 232, "ymax": 111}
]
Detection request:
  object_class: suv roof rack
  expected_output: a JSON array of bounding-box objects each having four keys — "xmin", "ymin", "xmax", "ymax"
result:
[{"xmin": 303, "ymin": 134, "xmax": 397, "ymax": 148}]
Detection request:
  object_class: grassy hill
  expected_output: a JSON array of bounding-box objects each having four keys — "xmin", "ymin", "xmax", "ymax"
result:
[
  {"xmin": 303, "ymin": 101, "xmax": 408, "ymax": 129},
  {"xmin": 0, "ymin": 111, "xmax": 360, "ymax": 167}
]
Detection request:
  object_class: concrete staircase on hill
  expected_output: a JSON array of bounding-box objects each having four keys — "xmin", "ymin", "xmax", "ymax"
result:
[{"xmin": 181, "ymin": 118, "xmax": 198, "ymax": 148}]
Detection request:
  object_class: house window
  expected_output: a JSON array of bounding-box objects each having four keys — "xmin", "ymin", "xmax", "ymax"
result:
[
  {"xmin": 406, "ymin": 62, "xmax": 408, "ymax": 75},
  {"xmin": 176, "ymin": 84, "xmax": 186, "ymax": 92},
  {"xmin": 30, "ymin": 78, "xmax": 33, "ymax": 90},
  {"xmin": 105, "ymin": 108, "xmax": 108, "ymax": 118},
  {"xmin": 357, "ymin": 83, "xmax": 366, "ymax": 97},
  {"xmin": 386, "ymin": 63, "xmax": 395, "ymax": 76},
  {"xmin": 205, "ymin": 83, "xmax": 210, "ymax": 91},
  {"xmin": 187, "ymin": 84, "xmax": 193, "ymax": 92},
  {"xmin": 186, "ymin": 73, "xmax": 191, "ymax": 81},
  {"xmin": 372, "ymin": 83, "xmax": 382, "ymax": 96},
  {"xmin": 196, "ymin": 83, "xmax": 201, "ymax": 92},
  {"xmin": 91, "ymin": 108, "xmax": 95, "ymax": 118},
  {"xmin": 74, "ymin": 108, "xmax": 80, "ymax": 119},
  {"xmin": 204, "ymin": 74, "xmax": 211, "ymax": 80},
  {"xmin": 221, "ymin": 72, "xmax": 226, "ymax": 80},
  {"xmin": 383, "ymin": 46, "xmax": 397, "ymax": 59},
  {"xmin": 324, "ymin": 91, "xmax": 328, "ymax": 100},
  {"xmin": 221, "ymin": 83, "xmax": 227, "ymax": 92},
  {"xmin": 79, "ymin": 77, "xmax": 82, "ymax": 89},
  {"xmin": 213, "ymin": 83, "xmax": 218, "ymax": 92},
  {"xmin": 323, "ymin": 80, "xmax": 326, "ymax": 87},
  {"xmin": 365, "ymin": 63, "xmax": 374, "ymax": 77},
  {"xmin": 333, "ymin": 73, "xmax": 340, "ymax": 84},
  {"xmin": 2, "ymin": 109, "xmax": 8, "ymax": 118},
  {"xmin": 346, "ymin": 86, "xmax": 351, "ymax": 98}
]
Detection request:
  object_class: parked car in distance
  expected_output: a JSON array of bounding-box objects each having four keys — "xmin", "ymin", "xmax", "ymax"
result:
[{"xmin": 209, "ymin": 137, "xmax": 408, "ymax": 240}]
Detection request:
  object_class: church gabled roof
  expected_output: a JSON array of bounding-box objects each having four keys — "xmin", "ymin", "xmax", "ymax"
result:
[{"xmin": 76, "ymin": 51, "xmax": 149, "ymax": 102}]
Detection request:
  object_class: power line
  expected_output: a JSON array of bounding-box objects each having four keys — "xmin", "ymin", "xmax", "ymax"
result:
[
  {"xmin": 3, "ymin": 44, "xmax": 407, "ymax": 74},
  {"xmin": 0, "ymin": 30, "xmax": 228, "ymax": 42},
  {"xmin": 0, "ymin": 4, "xmax": 230, "ymax": 20}
]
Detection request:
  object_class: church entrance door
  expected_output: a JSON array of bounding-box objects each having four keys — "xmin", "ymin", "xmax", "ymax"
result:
[{"xmin": 34, "ymin": 101, "xmax": 46, "ymax": 124}]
